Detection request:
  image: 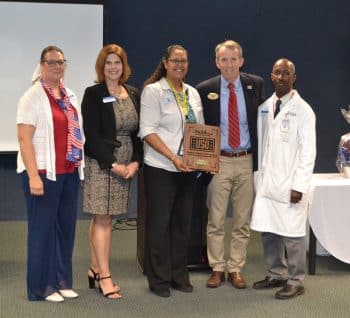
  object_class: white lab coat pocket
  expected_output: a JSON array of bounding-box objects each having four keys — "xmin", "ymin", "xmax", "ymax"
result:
[{"xmin": 260, "ymin": 172, "xmax": 292, "ymax": 204}]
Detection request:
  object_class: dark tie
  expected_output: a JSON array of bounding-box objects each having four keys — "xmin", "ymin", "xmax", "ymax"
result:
[
  {"xmin": 228, "ymin": 83, "xmax": 240, "ymax": 149},
  {"xmin": 274, "ymin": 99, "xmax": 282, "ymax": 118}
]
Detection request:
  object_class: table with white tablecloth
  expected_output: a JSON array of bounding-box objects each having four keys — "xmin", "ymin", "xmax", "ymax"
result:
[{"xmin": 308, "ymin": 173, "xmax": 350, "ymax": 274}]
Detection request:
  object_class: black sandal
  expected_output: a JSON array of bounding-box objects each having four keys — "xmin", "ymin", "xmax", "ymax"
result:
[
  {"xmin": 88, "ymin": 268, "xmax": 121, "ymax": 292},
  {"xmin": 88, "ymin": 268, "xmax": 99, "ymax": 289},
  {"xmin": 98, "ymin": 276, "xmax": 122, "ymax": 299}
]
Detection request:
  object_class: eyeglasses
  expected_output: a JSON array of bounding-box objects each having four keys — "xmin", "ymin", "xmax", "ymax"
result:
[
  {"xmin": 168, "ymin": 59, "xmax": 188, "ymax": 65},
  {"xmin": 42, "ymin": 59, "xmax": 67, "ymax": 67}
]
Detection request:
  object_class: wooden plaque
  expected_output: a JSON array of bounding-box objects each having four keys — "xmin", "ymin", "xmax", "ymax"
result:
[{"xmin": 183, "ymin": 123, "xmax": 221, "ymax": 173}]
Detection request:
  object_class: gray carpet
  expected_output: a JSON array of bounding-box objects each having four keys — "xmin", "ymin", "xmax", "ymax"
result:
[{"xmin": 1, "ymin": 219, "xmax": 350, "ymax": 318}]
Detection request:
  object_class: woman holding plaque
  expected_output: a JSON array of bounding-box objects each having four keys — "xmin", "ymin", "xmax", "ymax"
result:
[{"xmin": 139, "ymin": 44, "xmax": 204, "ymax": 297}]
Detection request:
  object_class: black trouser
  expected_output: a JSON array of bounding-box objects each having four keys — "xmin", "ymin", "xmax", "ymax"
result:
[{"xmin": 144, "ymin": 164, "xmax": 196, "ymax": 291}]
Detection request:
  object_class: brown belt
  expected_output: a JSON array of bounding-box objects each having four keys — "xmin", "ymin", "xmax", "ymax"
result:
[{"xmin": 220, "ymin": 148, "xmax": 252, "ymax": 157}]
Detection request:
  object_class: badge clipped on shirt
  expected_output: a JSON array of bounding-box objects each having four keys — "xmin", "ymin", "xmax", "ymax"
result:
[
  {"xmin": 103, "ymin": 96, "xmax": 116, "ymax": 103},
  {"xmin": 161, "ymin": 96, "xmax": 172, "ymax": 105},
  {"xmin": 280, "ymin": 118, "xmax": 289, "ymax": 133},
  {"xmin": 177, "ymin": 138, "xmax": 184, "ymax": 156},
  {"xmin": 280, "ymin": 116, "xmax": 290, "ymax": 142}
]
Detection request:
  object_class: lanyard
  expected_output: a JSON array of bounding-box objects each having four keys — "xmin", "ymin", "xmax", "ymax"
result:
[{"xmin": 166, "ymin": 79, "xmax": 189, "ymax": 117}]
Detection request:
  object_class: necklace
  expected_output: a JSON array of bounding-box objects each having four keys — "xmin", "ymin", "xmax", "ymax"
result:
[{"xmin": 108, "ymin": 84, "xmax": 122, "ymax": 98}]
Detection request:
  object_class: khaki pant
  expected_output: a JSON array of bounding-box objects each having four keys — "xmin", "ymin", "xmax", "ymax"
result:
[{"xmin": 206, "ymin": 154, "xmax": 253, "ymax": 272}]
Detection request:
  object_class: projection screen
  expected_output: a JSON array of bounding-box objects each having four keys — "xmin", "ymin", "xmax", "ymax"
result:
[{"xmin": 0, "ymin": 1, "xmax": 103, "ymax": 151}]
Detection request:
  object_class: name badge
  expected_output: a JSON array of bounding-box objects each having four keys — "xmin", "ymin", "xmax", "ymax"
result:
[
  {"xmin": 260, "ymin": 110, "xmax": 269, "ymax": 117},
  {"xmin": 177, "ymin": 138, "xmax": 184, "ymax": 156},
  {"xmin": 161, "ymin": 97, "xmax": 172, "ymax": 105},
  {"xmin": 280, "ymin": 119, "xmax": 289, "ymax": 133},
  {"xmin": 103, "ymin": 96, "xmax": 116, "ymax": 103}
]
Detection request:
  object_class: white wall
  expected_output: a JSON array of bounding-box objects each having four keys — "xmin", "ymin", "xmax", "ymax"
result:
[{"xmin": 0, "ymin": 1, "xmax": 103, "ymax": 151}]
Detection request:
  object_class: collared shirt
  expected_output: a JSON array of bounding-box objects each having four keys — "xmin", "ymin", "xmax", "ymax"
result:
[
  {"xmin": 220, "ymin": 75, "xmax": 250, "ymax": 151},
  {"xmin": 139, "ymin": 77, "xmax": 204, "ymax": 172},
  {"xmin": 273, "ymin": 89, "xmax": 295, "ymax": 114}
]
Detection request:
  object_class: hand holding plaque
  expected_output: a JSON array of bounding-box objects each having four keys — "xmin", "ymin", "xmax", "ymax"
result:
[{"xmin": 183, "ymin": 123, "xmax": 221, "ymax": 173}]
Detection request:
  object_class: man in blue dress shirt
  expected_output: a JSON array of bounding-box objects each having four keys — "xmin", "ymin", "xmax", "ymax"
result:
[{"xmin": 196, "ymin": 40, "xmax": 265, "ymax": 289}]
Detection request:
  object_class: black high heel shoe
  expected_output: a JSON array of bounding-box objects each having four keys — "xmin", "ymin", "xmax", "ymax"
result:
[
  {"xmin": 88, "ymin": 268, "xmax": 99, "ymax": 289},
  {"xmin": 98, "ymin": 275, "xmax": 122, "ymax": 299},
  {"xmin": 88, "ymin": 268, "xmax": 121, "ymax": 292}
]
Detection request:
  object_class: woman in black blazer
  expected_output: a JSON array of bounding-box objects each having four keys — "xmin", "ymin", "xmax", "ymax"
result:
[{"xmin": 81, "ymin": 44, "xmax": 142, "ymax": 299}]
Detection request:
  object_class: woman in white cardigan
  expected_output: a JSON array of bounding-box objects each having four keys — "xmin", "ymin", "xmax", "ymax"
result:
[{"xmin": 17, "ymin": 46, "xmax": 84, "ymax": 302}]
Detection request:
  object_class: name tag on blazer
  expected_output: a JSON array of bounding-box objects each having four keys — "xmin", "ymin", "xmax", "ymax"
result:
[{"xmin": 103, "ymin": 96, "xmax": 116, "ymax": 103}]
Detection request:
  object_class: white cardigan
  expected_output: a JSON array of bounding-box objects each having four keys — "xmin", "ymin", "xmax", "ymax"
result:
[{"xmin": 16, "ymin": 81, "xmax": 84, "ymax": 181}]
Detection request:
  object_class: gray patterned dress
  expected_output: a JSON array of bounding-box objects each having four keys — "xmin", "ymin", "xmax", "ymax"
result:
[{"xmin": 83, "ymin": 96, "xmax": 138, "ymax": 215}]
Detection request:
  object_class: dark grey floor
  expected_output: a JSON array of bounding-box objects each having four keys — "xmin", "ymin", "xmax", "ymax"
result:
[{"xmin": 1, "ymin": 219, "xmax": 350, "ymax": 318}]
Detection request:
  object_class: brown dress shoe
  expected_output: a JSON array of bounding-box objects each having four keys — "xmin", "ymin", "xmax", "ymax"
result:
[
  {"xmin": 227, "ymin": 272, "xmax": 247, "ymax": 289},
  {"xmin": 207, "ymin": 271, "xmax": 225, "ymax": 288}
]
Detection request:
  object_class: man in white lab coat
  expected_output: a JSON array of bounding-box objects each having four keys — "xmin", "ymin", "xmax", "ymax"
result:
[{"xmin": 250, "ymin": 58, "xmax": 316, "ymax": 299}]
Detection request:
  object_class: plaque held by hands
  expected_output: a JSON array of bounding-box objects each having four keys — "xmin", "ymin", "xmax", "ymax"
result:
[{"xmin": 183, "ymin": 123, "xmax": 221, "ymax": 173}]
